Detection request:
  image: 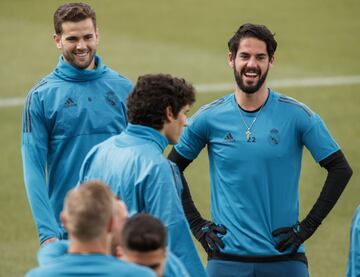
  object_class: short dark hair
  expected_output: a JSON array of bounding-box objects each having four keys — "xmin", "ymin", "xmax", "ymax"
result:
[
  {"xmin": 228, "ymin": 23, "xmax": 277, "ymax": 59},
  {"xmin": 53, "ymin": 2, "xmax": 96, "ymax": 34},
  {"xmin": 127, "ymin": 74, "xmax": 195, "ymax": 130},
  {"xmin": 122, "ymin": 213, "xmax": 167, "ymax": 252}
]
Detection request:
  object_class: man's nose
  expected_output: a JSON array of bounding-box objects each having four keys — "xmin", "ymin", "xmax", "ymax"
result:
[
  {"xmin": 247, "ymin": 56, "xmax": 257, "ymax": 68},
  {"xmin": 76, "ymin": 39, "xmax": 86, "ymax": 49}
]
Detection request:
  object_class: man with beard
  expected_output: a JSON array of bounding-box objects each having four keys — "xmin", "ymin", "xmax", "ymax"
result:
[
  {"xmin": 168, "ymin": 23, "xmax": 353, "ymax": 276},
  {"xmin": 21, "ymin": 2, "xmax": 132, "ymax": 246}
]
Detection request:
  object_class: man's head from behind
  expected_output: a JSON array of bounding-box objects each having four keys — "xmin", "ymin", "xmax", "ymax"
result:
[
  {"xmin": 122, "ymin": 214, "xmax": 167, "ymax": 277},
  {"xmin": 127, "ymin": 74, "xmax": 196, "ymax": 144},
  {"xmin": 61, "ymin": 180, "xmax": 113, "ymax": 242}
]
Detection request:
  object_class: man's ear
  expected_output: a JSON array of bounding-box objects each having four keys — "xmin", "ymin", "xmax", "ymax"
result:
[
  {"xmin": 162, "ymin": 248, "xmax": 167, "ymax": 259},
  {"xmin": 115, "ymin": 245, "xmax": 125, "ymax": 259},
  {"xmin": 269, "ymin": 55, "xmax": 275, "ymax": 68},
  {"xmin": 107, "ymin": 216, "xmax": 114, "ymax": 233},
  {"xmin": 60, "ymin": 211, "xmax": 67, "ymax": 229},
  {"xmin": 53, "ymin": 33, "xmax": 62, "ymax": 49},
  {"xmin": 95, "ymin": 28, "xmax": 100, "ymax": 45},
  {"xmin": 227, "ymin": 52, "xmax": 235, "ymax": 68},
  {"xmin": 165, "ymin": 106, "xmax": 174, "ymax": 122}
]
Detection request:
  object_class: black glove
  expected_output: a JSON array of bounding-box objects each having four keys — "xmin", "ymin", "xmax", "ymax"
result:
[
  {"xmin": 167, "ymin": 149, "xmax": 228, "ymax": 256},
  {"xmin": 272, "ymin": 151, "xmax": 352, "ymax": 255},
  {"xmin": 272, "ymin": 220, "xmax": 317, "ymax": 254},
  {"xmin": 194, "ymin": 221, "xmax": 227, "ymax": 256}
]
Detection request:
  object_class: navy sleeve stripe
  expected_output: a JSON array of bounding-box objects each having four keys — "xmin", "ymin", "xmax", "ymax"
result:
[
  {"xmin": 24, "ymin": 80, "xmax": 48, "ymax": 133},
  {"xmin": 191, "ymin": 97, "xmax": 226, "ymax": 120},
  {"xmin": 278, "ymin": 97, "xmax": 313, "ymax": 117},
  {"xmin": 24, "ymin": 92, "xmax": 33, "ymax": 133}
]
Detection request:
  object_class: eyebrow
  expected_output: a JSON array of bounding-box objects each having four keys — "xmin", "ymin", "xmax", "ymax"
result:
[{"xmin": 64, "ymin": 33, "xmax": 94, "ymax": 40}]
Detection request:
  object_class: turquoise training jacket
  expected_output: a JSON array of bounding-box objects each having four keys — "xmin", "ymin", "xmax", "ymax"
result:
[
  {"xmin": 37, "ymin": 240, "xmax": 190, "ymax": 277},
  {"xmin": 21, "ymin": 55, "xmax": 132, "ymax": 243},
  {"xmin": 27, "ymin": 251, "xmax": 155, "ymax": 277},
  {"xmin": 78, "ymin": 123, "xmax": 207, "ymax": 277},
  {"xmin": 347, "ymin": 205, "xmax": 360, "ymax": 277}
]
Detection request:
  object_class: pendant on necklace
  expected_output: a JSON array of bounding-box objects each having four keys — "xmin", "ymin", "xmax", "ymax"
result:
[{"xmin": 246, "ymin": 129, "xmax": 251, "ymax": 141}]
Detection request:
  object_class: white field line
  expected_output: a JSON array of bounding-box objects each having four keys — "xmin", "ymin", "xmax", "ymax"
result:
[
  {"xmin": 0, "ymin": 97, "xmax": 26, "ymax": 108},
  {"xmin": 1, "ymin": 75, "xmax": 360, "ymax": 108},
  {"xmin": 195, "ymin": 75, "xmax": 360, "ymax": 93}
]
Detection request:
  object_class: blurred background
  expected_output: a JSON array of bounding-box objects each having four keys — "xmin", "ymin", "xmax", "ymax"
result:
[{"xmin": 0, "ymin": 0, "xmax": 359, "ymax": 276}]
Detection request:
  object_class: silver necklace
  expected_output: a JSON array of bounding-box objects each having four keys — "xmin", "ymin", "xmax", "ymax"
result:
[{"xmin": 239, "ymin": 104, "xmax": 264, "ymax": 141}]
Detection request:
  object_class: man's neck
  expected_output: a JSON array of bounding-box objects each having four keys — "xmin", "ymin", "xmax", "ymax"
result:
[
  {"xmin": 235, "ymin": 85, "xmax": 269, "ymax": 111},
  {"xmin": 68, "ymin": 238, "xmax": 109, "ymax": 255}
]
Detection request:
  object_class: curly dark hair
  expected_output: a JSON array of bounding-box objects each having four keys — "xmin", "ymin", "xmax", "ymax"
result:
[
  {"xmin": 127, "ymin": 74, "xmax": 196, "ymax": 130},
  {"xmin": 54, "ymin": 2, "xmax": 96, "ymax": 35},
  {"xmin": 228, "ymin": 23, "xmax": 277, "ymax": 59}
]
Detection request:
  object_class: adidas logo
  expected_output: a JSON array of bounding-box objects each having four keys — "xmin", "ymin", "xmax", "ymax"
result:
[
  {"xmin": 224, "ymin": 132, "xmax": 235, "ymax": 142},
  {"xmin": 64, "ymin": 97, "xmax": 76, "ymax": 108}
]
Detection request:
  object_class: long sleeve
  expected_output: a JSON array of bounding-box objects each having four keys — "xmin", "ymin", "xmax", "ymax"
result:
[
  {"xmin": 21, "ymin": 91, "xmax": 62, "ymax": 243},
  {"xmin": 347, "ymin": 206, "xmax": 360, "ymax": 277},
  {"xmin": 143, "ymin": 162, "xmax": 206, "ymax": 277}
]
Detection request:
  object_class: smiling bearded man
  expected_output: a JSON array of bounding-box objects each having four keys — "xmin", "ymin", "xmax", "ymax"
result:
[{"xmin": 168, "ymin": 23, "xmax": 352, "ymax": 277}]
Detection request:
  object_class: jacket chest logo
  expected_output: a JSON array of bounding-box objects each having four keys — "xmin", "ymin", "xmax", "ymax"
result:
[
  {"xmin": 105, "ymin": 91, "xmax": 118, "ymax": 107},
  {"xmin": 268, "ymin": 128, "xmax": 280, "ymax": 145},
  {"xmin": 64, "ymin": 97, "xmax": 76, "ymax": 108}
]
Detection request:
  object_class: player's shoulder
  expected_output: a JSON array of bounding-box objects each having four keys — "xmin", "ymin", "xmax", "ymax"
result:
[
  {"xmin": 192, "ymin": 93, "xmax": 233, "ymax": 120},
  {"xmin": 272, "ymin": 90, "xmax": 314, "ymax": 117},
  {"xmin": 103, "ymin": 67, "xmax": 132, "ymax": 84},
  {"xmin": 88, "ymin": 135, "xmax": 120, "ymax": 159},
  {"xmin": 25, "ymin": 69, "xmax": 68, "ymax": 102},
  {"xmin": 353, "ymin": 205, "xmax": 360, "ymax": 224},
  {"xmin": 25, "ymin": 262, "xmax": 62, "ymax": 277},
  {"xmin": 26, "ymin": 77, "xmax": 50, "ymax": 96},
  {"xmin": 114, "ymin": 259, "xmax": 156, "ymax": 276}
]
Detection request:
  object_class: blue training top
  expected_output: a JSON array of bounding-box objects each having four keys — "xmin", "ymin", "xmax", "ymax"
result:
[
  {"xmin": 21, "ymin": 55, "xmax": 132, "ymax": 243},
  {"xmin": 175, "ymin": 90, "xmax": 339, "ymax": 256},
  {"xmin": 37, "ymin": 240, "xmax": 190, "ymax": 277},
  {"xmin": 347, "ymin": 205, "xmax": 360, "ymax": 277},
  {"xmin": 78, "ymin": 123, "xmax": 207, "ymax": 277},
  {"xmin": 27, "ymin": 252, "xmax": 155, "ymax": 277}
]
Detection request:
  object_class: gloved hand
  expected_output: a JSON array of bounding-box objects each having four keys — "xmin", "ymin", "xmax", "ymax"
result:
[
  {"xmin": 272, "ymin": 220, "xmax": 317, "ymax": 254},
  {"xmin": 194, "ymin": 221, "xmax": 227, "ymax": 256}
]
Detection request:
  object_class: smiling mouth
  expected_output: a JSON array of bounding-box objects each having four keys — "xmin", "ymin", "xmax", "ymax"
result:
[
  {"xmin": 74, "ymin": 51, "xmax": 89, "ymax": 57},
  {"xmin": 244, "ymin": 72, "xmax": 259, "ymax": 78}
]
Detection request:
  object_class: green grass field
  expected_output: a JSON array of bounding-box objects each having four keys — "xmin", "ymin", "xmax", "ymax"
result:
[{"xmin": 0, "ymin": 0, "xmax": 359, "ymax": 276}]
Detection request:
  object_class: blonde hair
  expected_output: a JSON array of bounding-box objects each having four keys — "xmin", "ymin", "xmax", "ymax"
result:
[{"xmin": 63, "ymin": 180, "xmax": 113, "ymax": 241}]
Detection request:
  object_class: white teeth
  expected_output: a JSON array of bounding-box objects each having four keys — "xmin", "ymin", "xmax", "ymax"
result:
[
  {"xmin": 245, "ymin": 73, "xmax": 258, "ymax": 77},
  {"xmin": 75, "ymin": 52, "xmax": 88, "ymax": 57}
]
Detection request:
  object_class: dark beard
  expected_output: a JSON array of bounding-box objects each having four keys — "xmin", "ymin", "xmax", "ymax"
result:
[
  {"xmin": 64, "ymin": 50, "xmax": 96, "ymax": 70},
  {"xmin": 234, "ymin": 66, "xmax": 269, "ymax": 94}
]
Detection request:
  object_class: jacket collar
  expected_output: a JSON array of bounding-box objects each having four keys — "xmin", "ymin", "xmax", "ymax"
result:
[
  {"xmin": 125, "ymin": 123, "xmax": 169, "ymax": 153},
  {"xmin": 53, "ymin": 55, "xmax": 107, "ymax": 82}
]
